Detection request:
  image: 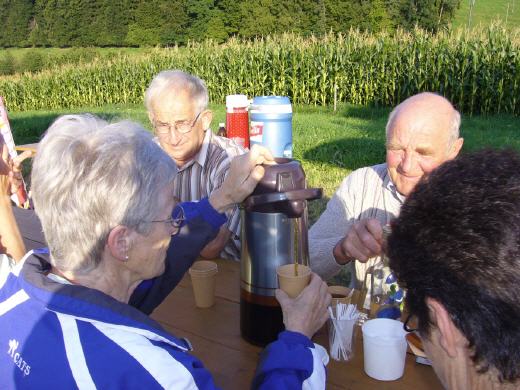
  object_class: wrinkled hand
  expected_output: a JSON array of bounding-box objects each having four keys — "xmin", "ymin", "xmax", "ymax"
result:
[
  {"xmin": 209, "ymin": 144, "xmax": 275, "ymax": 213},
  {"xmin": 275, "ymin": 273, "xmax": 331, "ymax": 339},
  {"xmin": 0, "ymin": 135, "xmax": 33, "ymax": 196},
  {"xmin": 333, "ymin": 218, "xmax": 383, "ymax": 264}
]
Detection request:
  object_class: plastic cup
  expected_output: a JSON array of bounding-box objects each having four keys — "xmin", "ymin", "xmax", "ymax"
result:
[
  {"xmin": 188, "ymin": 261, "xmax": 218, "ymax": 308},
  {"xmin": 328, "ymin": 285, "xmax": 353, "ymax": 307},
  {"xmin": 362, "ymin": 318, "xmax": 407, "ymax": 381},
  {"xmin": 276, "ymin": 264, "xmax": 311, "ymax": 298},
  {"xmin": 328, "ymin": 317, "xmax": 357, "ymax": 362}
]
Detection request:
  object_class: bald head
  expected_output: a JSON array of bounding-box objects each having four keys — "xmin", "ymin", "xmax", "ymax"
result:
[
  {"xmin": 385, "ymin": 92, "xmax": 464, "ymax": 197},
  {"xmin": 386, "ymin": 92, "xmax": 460, "ymax": 149}
]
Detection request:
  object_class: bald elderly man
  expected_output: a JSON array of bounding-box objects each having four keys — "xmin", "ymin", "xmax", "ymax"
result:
[{"xmin": 309, "ymin": 92, "xmax": 464, "ymax": 298}]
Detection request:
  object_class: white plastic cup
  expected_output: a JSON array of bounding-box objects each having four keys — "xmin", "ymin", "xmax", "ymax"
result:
[{"xmin": 362, "ymin": 318, "xmax": 407, "ymax": 381}]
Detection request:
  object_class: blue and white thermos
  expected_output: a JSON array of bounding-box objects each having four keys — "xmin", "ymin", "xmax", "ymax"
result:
[{"xmin": 249, "ymin": 96, "xmax": 292, "ymax": 158}]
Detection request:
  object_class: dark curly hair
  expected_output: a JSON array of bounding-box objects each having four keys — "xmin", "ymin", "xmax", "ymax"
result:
[{"xmin": 388, "ymin": 149, "xmax": 520, "ymax": 382}]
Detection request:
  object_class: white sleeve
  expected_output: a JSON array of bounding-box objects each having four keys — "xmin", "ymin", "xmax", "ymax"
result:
[
  {"xmin": 309, "ymin": 174, "xmax": 356, "ymax": 281},
  {"xmin": 0, "ymin": 254, "xmax": 16, "ymax": 289}
]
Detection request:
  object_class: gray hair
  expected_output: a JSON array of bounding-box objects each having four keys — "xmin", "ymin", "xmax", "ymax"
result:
[
  {"xmin": 145, "ymin": 70, "xmax": 209, "ymax": 114},
  {"xmin": 385, "ymin": 93, "xmax": 461, "ymax": 149},
  {"xmin": 31, "ymin": 114, "xmax": 177, "ymax": 273}
]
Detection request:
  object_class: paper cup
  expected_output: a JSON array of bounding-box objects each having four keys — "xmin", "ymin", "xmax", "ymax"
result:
[
  {"xmin": 189, "ymin": 261, "xmax": 218, "ymax": 308},
  {"xmin": 276, "ymin": 264, "xmax": 311, "ymax": 298},
  {"xmin": 328, "ymin": 285, "xmax": 353, "ymax": 307},
  {"xmin": 362, "ymin": 318, "xmax": 407, "ymax": 381}
]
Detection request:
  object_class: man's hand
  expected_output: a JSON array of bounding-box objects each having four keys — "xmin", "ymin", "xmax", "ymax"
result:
[
  {"xmin": 199, "ymin": 226, "xmax": 231, "ymax": 259},
  {"xmin": 333, "ymin": 218, "xmax": 383, "ymax": 264},
  {"xmin": 209, "ymin": 145, "xmax": 275, "ymax": 213},
  {"xmin": 275, "ymin": 273, "xmax": 331, "ymax": 339}
]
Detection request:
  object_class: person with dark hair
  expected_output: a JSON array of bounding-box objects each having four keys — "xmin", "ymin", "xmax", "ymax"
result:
[{"xmin": 388, "ymin": 149, "xmax": 520, "ymax": 390}]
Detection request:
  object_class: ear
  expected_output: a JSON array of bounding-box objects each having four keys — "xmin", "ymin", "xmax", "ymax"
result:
[
  {"xmin": 201, "ymin": 110, "xmax": 213, "ymax": 131},
  {"xmin": 147, "ymin": 110, "xmax": 155, "ymax": 125},
  {"xmin": 426, "ymin": 298, "xmax": 464, "ymax": 358},
  {"xmin": 448, "ymin": 137, "xmax": 464, "ymax": 159},
  {"xmin": 106, "ymin": 225, "xmax": 132, "ymax": 262}
]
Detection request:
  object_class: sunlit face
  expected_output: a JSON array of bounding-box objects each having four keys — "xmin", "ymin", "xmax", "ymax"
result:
[
  {"xmin": 128, "ymin": 184, "xmax": 177, "ymax": 281},
  {"xmin": 149, "ymin": 89, "xmax": 211, "ymax": 168},
  {"xmin": 386, "ymin": 101, "xmax": 462, "ymax": 197}
]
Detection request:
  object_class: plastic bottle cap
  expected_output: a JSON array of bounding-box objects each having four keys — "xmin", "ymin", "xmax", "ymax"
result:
[{"xmin": 226, "ymin": 94, "xmax": 249, "ymax": 108}]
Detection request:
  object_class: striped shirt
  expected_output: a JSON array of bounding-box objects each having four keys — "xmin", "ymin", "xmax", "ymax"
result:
[
  {"xmin": 309, "ymin": 163, "xmax": 405, "ymax": 290},
  {"xmin": 171, "ymin": 130, "xmax": 245, "ymax": 260}
]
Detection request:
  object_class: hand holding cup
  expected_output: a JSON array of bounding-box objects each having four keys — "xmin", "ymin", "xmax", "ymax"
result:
[{"xmin": 275, "ymin": 272, "xmax": 332, "ymax": 339}]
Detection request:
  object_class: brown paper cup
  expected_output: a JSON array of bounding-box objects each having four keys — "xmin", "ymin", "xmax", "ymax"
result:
[
  {"xmin": 277, "ymin": 264, "xmax": 311, "ymax": 299},
  {"xmin": 328, "ymin": 285, "xmax": 353, "ymax": 307},
  {"xmin": 189, "ymin": 261, "xmax": 218, "ymax": 308}
]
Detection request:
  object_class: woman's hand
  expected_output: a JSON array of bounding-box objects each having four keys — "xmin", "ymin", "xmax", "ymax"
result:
[{"xmin": 275, "ymin": 273, "xmax": 332, "ymax": 339}]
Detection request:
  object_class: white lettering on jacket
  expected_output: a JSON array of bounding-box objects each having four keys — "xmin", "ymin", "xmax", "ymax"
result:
[{"xmin": 7, "ymin": 339, "xmax": 31, "ymax": 376}]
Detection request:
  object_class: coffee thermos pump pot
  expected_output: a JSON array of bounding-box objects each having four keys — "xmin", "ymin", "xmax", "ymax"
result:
[{"xmin": 240, "ymin": 158, "xmax": 322, "ymax": 346}]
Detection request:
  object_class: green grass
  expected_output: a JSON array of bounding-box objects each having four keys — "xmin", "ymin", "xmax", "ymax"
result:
[
  {"xmin": 7, "ymin": 102, "xmax": 519, "ymax": 287},
  {"xmin": 8, "ymin": 103, "xmax": 520, "ymax": 224},
  {"xmin": 453, "ymin": 0, "xmax": 520, "ymax": 29}
]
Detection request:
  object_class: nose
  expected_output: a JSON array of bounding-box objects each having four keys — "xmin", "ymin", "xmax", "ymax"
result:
[
  {"xmin": 168, "ymin": 128, "xmax": 183, "ymax": 145},
  {"xmin": 400, "ymin": 150, "xmax": 415, "ymax": 173}
]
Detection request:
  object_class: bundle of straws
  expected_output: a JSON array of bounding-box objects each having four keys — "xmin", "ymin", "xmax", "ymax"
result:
[{"xmin": 328, "ymin": 303, "xmax": 360, "ymax": 361}]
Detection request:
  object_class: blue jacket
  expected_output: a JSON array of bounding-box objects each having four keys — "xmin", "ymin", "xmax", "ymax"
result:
[{"xmin": 0, "ymin": 199, "xmax": 326, "ymax": 389}]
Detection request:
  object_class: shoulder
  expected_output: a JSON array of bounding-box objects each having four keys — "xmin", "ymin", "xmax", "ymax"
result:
[
  {"xmin": 209, "ymin": 133, "xmax": 246, "ymax": 159},
  {"xmin": 347, "ymin": 163, "xmax": 387, "ymax": 182}
]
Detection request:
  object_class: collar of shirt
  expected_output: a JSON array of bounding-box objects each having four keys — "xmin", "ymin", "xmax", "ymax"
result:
[{"xmin": 383, "ymin": 167, "xmax": 406, "ymax": 204}]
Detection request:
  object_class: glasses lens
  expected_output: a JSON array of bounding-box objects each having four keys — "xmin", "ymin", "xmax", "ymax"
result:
[
  {"xmin": 155, "ymin": 123, "xmax": 170, "ymax": 134},
  {"xmin": 404, "ymin": 313, "xmax": 419, "ymax": 332},
  {"xmin": 176, "ymin": 122, "xmax": 193, "ymax": 134}
]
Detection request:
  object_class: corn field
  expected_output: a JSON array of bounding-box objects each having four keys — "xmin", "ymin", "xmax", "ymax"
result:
[{"xmin": 1, "ymin": 25, "xmax": 519, "ymax": 115}]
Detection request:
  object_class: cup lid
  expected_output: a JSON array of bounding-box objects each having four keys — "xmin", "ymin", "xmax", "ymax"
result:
[{"xmin": 226, "ymin": 94, "xmax": 249, "ymax": 108}]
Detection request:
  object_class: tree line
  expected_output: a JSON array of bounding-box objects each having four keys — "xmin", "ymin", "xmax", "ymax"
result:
[{"xmin": 0, "ymin": 0, "xmax": 461, "ymax": 47}]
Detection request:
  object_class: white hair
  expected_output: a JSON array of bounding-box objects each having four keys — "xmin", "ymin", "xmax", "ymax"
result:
[
  {"xmin": 144, "ymin": 70, "xmax": 209, "ymax": 114},
  {"xmin": 385, "ymin": 93, "xmax": 461, "ymax": 149},
  {"xmin": 31, "ymin": 114, "xmax": 177, "ymax": 273}
]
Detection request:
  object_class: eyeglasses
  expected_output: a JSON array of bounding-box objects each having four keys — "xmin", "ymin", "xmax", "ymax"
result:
[
  {"xmin": 148, "ymin": 205, "xmax": 185, "ymax": 237},
  {"xmin": 154, "ymin": 111, "xmax": 202, "ymax": 136},
  {"xmin": 403, "ymin": 312, "xmax": 419, "ymax": 333}
]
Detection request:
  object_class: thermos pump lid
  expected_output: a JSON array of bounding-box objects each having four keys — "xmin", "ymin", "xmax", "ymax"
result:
[{"xmin": 244, "ymin": 158, "xmax": 322, "ymax": 217}]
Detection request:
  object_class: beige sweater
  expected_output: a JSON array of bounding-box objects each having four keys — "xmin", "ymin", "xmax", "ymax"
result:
[{"xmin": 309, "ymin": 163, "xmax": 404, "ymax": 289}]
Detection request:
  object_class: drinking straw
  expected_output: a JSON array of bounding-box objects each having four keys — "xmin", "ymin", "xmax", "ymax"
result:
[{"xmin": 328, "ymin": 303, "xmax": 360, "ymax": 361}]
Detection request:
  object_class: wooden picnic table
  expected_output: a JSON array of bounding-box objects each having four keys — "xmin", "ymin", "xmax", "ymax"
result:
[
  {"xmin": 12, "ymin": 208, "xmax": 442, "ymax": 389},
  {"xmin": 150, "ymin": 259, "xmax": 443, "ymax": 390}
]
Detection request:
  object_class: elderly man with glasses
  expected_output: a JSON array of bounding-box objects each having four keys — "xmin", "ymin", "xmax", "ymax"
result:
[{"xmin": 145, "ymin": 70, "xmax": 245, "ymax": 262}]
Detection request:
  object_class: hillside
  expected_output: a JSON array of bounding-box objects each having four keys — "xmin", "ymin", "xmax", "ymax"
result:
[{"xmin": 453, "ymin": 0, "xmax": 520, "ymax": 29}]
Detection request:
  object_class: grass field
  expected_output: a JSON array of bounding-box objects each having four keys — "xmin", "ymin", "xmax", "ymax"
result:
[
  {"xmin": 8, "ymin": 103, "xmax": 520, "ymax": 223},
  {"xmin": 453, "ymin": 0, "xmax": 520, "ymax": 29}
]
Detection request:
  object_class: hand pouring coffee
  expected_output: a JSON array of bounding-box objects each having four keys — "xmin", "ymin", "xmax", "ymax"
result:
[{"xmin": 240, "ymin": 158, "xmax": 322, "ymax": 346}]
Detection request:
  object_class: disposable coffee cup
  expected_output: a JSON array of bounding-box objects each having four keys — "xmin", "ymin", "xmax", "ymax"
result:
[
  {"xmin": 276, "ymin": 264, "xmax": 311, "ymax": 298},
  {"xmin": 328, "ymin": 285, "xmax": 353, "ymax": 307},
  {"xmin": 189, "ymin": 261, "xmax": 218, "ymax": 308},
  {"xmin": 362, "ymin": 318, "xmax": 407, "ymax": 381}
]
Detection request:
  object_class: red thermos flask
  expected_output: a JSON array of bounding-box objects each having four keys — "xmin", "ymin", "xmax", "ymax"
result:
[{"xmin": 226, "ymin": 95, "xmax": 249, "ymax": 149}]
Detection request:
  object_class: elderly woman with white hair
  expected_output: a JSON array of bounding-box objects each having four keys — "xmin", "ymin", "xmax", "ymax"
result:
[{"xmin": 0, "ymin": 114, "xmax": 331, "ymax": 389}]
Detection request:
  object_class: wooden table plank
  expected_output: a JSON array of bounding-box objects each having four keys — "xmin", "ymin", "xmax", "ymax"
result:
[{"xmin": 151, "ymin": 259, "xmax": 443, "ymax": 390}]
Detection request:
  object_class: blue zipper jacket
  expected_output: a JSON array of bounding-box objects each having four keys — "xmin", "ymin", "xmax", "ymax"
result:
[{"xmin": 0, "ymin": 199, "xmax": 326, "ymax": 389}]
